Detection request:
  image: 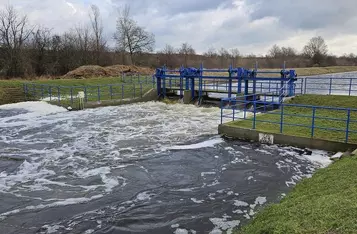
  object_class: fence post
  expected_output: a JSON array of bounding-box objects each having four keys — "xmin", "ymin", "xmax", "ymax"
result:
[
  {"xmin": 140, "ymin": 83, "xmax": 143, "ymax": 98},
  {"xmin": 304, "ymin": 78, "xmax": 307, "ymax": 94},
  {"xmin": 84, "ymin": 87, "xmax": 88, "ymax": 103},
  {"xmin": 280, "ymin": 104, "xmax": 284, "ymax": 133},
  {"xmin": 220, "ymin": 100, "xmax": 223, "ymax": 124},
  {"xmin": 133, "ymin": 84, "xmax": 136, "ymax": 98},
  {"xmin": 97, "ymin": 86, "xmax": 100, "ymax": 102},
  {"xmin": 311, "ymin": 107, "xmax": 316, "ymax": 138},
  {"xmin": 345, "ymin": 109, "xmax": 351, "ymax": 143},
  {"xmin": 41, "ymin": 85, "xmax": 44, "ymax": 100},
  {"xmin": 110, "ymin": 85, "xmax": 113, "ymax": 100},
  {"xmin": 57, "ymin": 86, "xmax": 60, "ymax": 104},
  {"xmin": 300, "ymin": 79, "xmax": 303, "ymax": 94},
  {"xmin": 70, "ymin": 87, "xmax": 73, "ymax": 106},
  {"xmin": 122, "ymin": 84, "xmax": 124, "ymax": 99},
  {"xmin": 252, "ymin": 100, "xmax": 257, "ymax": 129},
  {"xmin": 349, "ymin": 78, "xmax": 352, "ymax": 96},
  {"xmin": 329, "ymin": 78, "xmax": 332, "ymax": 95}
]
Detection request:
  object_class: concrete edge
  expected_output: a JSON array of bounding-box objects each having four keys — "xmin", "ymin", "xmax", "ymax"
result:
[{"xmin": 218, "ymin": 124, "xmax": 357, "ymax": 152}]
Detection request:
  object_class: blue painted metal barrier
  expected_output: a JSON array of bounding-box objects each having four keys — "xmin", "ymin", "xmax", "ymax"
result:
[{"xmin": 220, "ymin": 96, "xmax": 357, "ymax": 143}]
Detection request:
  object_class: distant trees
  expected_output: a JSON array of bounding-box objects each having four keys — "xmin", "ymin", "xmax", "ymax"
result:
[
  {"xmin": 178, "ymin": 42, "xmax": 195, "ymax": 66},
  {"xmin": 160, "ymin": 44, "xmax": 176, "ymax": 68},
  {"xmin": 0, "ymin": 5, "xmax": 33, "ymax": 77},
  {"xmin": 89, "ymin": 4, "xmax": 106, "ymax": 65},
  {"xmin": 114, "ymin": 5, "xmax": 155, "ymax": 65},
  {"xmin": 303, "ymin": 36, "xmax": 328, "ymax": 65}
]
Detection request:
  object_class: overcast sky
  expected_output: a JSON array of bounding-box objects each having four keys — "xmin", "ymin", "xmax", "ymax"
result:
[{"xmin": 2, "ymin": 0, "xmax": 357, "ymax": 56}]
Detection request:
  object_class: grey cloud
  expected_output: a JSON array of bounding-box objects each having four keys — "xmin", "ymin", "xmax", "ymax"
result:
[{"xmin": 247, "ymin": 0, "xmax": 357, "ymax": 30}]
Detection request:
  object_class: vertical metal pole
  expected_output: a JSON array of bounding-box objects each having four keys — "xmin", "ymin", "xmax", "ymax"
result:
[
  {"xmin": 346, "ymin": 109, "xmax": 351, "ymax": 143},
  {"xmin": 140, "ymin": 83, "xmax": 143, "ymax": 98},
  {"xmin": 268, "ymin": 80, "xmax": 271, "ymax": 93},
  {"xmin": 97, "ymin": 86, "xmax": 100, "ymax": 102},
  {"xmin": 84, "ymin": 87, "xmax": 88, "ymax": 102},
  {"xmin": 304, "ymin": 78, "xmax": 307, "ymax": 94},
  {"xmin": 349, "ymin": 78, "xmax": 352, "ymax": 96},
  {"xmin": 300, "ymin": 79, "xmax": 303, "ymax": 94},
  {"xmin": 253, "ymin": 101, "xmax": 257, "ymax": 129},
  {"xmin": 57, "ymin": 87, "xmax": 60, "ymax": 104},
  {"xmin": 41, "ymin": 85, "xmax": 44, "ymax": 99},
  {"xmin": 122, "ymin": 84, "xmax": 124, "ymax": 99},
  {"xmin": 70, "ymin": 87, "xmax": 73, "ymax": 105},
  {"xmin": 329, "ymin": 78, "xmax": 332, "ymax": 95},
  {"xmin": 280, "ymin": 104, "xmax": 284, "ymax": 133},
  {"xmin": 220, "ymin": 100, "xmax": 223, "ymax": 124},
  {"xmin": 133, "ymin": 84, "xmax": 136, "ymax": 98},
  {"xmin": 311, "ymin": 107, "xmax": 316, "ymax": 138},
  {"xmin": 110, "ymin": 85, "xmax": 113, "ymax": 100},
  {"xmin": 228, "ymin": 68, "xmax": 232, "ymax": 98}
]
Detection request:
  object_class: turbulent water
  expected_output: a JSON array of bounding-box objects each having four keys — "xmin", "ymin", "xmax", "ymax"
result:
[{"xmin": 0, "ymin": 101, "xmax": 332, "ymax": 234}]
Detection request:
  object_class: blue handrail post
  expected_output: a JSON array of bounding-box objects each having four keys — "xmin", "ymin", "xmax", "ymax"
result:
[
  {"xmin": 329, "ymin": 78, "xmax": 332, "ymax": 95},
  {"xmin": 311, "ymin": 107, "xmax": 316, "ymax": 138},
  {"xmin": 220, "ymin": 99, "xmax": 223, "ymax": 124},
  {"xmin": 300, "ymin": 79, "xmax": 303, "ymax": 95},
  {"xmin": 237, "ymin": 67, "xmax": 243, "ymax": 94},
  {"xmin": 280, "ymin": 104, "xmax": 284, "ymax": 133},
  {"xmin": 199, "ymin": 63, "xmax": 203, "ymax": 100},
  {"xmin": 244, "ymin": 69, "xmax": 249, "ymax": 95},
  {"xmin": 162, "ymin": 65, "xmax": 166, "ymax": 97},
  {"xmin": 349, "ymin": 78, "xmax": 352, "ymax": 96},
  {"xmin": 253, "ymin": 100, "xmax": 257, "ymax": 129},
  {"xmin": 345, "ymin": 109, "xmax": 351, "ymax": 143},
  {"xmin": 304, "ymin": 78, "xmax": 308, "ymax": 94},
  {"xmin": 288, "ymin": 70, "xmax": 296, "ymax": 97},
  {"xmin": 179, "ymin": 65, "xmax": 184, "ymax": 99},
  {"xmin": 228, "ymin": 65, "xmax": 233, "ymax": 98}
]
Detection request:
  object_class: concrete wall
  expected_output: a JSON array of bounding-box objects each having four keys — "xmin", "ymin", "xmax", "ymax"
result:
[{"xmin": 218, "ymin": 124, "xmax": 357, "ymax": 152}]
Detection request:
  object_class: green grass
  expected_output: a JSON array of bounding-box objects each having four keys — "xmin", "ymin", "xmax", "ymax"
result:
[
  {"xmin": 237, "ymin": 156, "xmax": 357, "ymax": 234},
  {"xmin": 227, "ymin": 95, "xmax": 357, "ymax": 143}
]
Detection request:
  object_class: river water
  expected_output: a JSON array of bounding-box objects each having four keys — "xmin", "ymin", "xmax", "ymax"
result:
[{"xmin": 0, "ymin": 101, "xmax": 332, "ymax": 234}]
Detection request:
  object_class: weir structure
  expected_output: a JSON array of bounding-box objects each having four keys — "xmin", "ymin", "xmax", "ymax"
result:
[{"xmin": 154, "ymin": 63, "xmax": 298, "ymax": 105}]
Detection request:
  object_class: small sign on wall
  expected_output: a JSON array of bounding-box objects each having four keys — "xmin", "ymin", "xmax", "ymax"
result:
[{"xmin": 259, "ymin": 133, "xmax": 274, "ymax": 145}]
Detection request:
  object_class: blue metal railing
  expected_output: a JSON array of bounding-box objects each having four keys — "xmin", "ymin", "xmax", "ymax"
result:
[
  {"xmin": 23, "ymin": 79, "xmax": 156, "ymax": 107},
  {"xmin": 220, "ymin": 96, "xmax": 357, "ymax": 143}
]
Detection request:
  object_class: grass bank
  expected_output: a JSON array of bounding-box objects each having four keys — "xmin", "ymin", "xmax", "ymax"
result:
[
  {"xmin": 228, "ymin": 95, "xmax": 357, "ymax": 143},
  {"xmin": 237, "ymin": 156, "xmax": 357, "ymax": 234}
]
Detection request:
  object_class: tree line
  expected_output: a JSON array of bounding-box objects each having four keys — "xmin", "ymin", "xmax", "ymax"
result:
[{"xmin": 0, "ymin": 4, "xmax": 357, "ymax": 78}]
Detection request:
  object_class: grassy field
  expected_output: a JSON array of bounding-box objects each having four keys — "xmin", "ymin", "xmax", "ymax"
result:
[
  {"xmin": 237, "ymin": 156, "xmax": 357, "ymax": 234},
  {"xmin": 227, "ymin": 95, "xmax": 357, "ymax": 143}
]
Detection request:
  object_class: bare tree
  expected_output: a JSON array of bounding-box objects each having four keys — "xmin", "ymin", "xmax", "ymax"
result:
[
  {"xmin": 303, "ymin": 36, "xmax": 328, "ymax": 65},
  {"xmin": 178, "ymin": 42, "xmax": 195, "ymax": 66},
  {"xmin": 160, "ymin": 44, "xmax": 176, "ymax": 68},
  {"xmin": 31, "ymin": 27, "xmax": 52, "ymax": 75},
  {"xmin": 89, "ymin": 4, "xmax": 106, "ymax": 65},
  {"xmin": 268, "ymin": 44, "xmax": 282, "ymax": 58},
  {"xmin": 0, "ymin": 5, "xmax": 33, "ymax": 77},
  {"xmin": 114, "ymin": 5, "xmax": 155, "ymax": 65},
  {"xmin": 204, "ymin": 47, "xmax": 218, "ymax": 58},
  {"xmin": 73, "ymin": 25, "xmax": 92, "ymax": 65},
  {"xmin": 230, "ymin": 48, "xmax": 240, "ymax": 66},
  {"xmin": 219, "ymin": 47, "xmax": 230, "ymax": 67}
]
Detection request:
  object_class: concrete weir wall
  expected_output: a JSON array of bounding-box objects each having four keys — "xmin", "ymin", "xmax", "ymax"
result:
[{"xmin": 218, "ymin": 124, "xmax": 357, "ymax": 152}]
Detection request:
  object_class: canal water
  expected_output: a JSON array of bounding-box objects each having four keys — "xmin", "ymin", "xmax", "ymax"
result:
[{"xmin": 0, "ymin": 101, "xmax": 331, "ymax": 234}]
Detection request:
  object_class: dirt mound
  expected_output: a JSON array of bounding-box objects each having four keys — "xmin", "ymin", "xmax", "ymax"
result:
[{"xmin": 63, "ymin": 65, "xmax": 154, "ymax": 78}]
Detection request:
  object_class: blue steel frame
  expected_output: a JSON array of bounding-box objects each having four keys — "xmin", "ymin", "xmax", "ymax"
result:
[{"xmin": 155, "ymin": 64, "xmax": 297, "ymax": 101}]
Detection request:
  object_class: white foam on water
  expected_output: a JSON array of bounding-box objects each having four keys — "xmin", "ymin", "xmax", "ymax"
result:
[
  {"xmin": 234, "ymin": 200, "xmax": 249, "ymax": 207},
  {"xmin": 201, "ymin": 172, "xmax": 216, "ymax": 177},
  {"xmin": 169, "ymin": 138, "xmax": 224, "ymax": 150},
  {"xmin": 209, "ymin": 215, "xmax": 240, "ymax": 234},
  {"xmin": 171, "ymin": 224, "xmax": 180, "ymax": 228},
  {"xmin": 174, "ymin": 228, "xmax": 189, "ymax": 234},
  {"xmin": 191, "ymin": 198, "xmax": 204, "ymax": 204},
  {"xmin": 136, "ymin": 191, "xmax": 155, "ymax": 201}
]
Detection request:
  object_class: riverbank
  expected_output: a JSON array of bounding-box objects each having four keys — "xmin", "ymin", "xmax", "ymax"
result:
[{"xmin": 237, "ymin": 155, "xmax": 357, "ymax": 234}]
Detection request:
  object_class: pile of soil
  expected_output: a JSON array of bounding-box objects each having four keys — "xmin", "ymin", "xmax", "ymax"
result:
[{"xmin": 63, "ymin": 65, "xmax": 154, "ymax": 78}]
